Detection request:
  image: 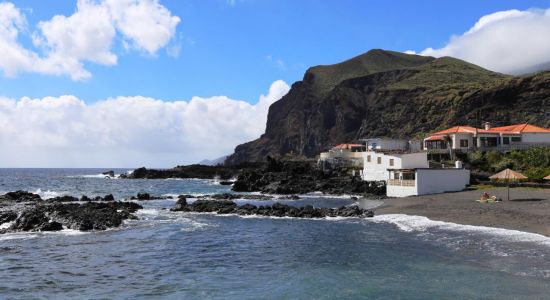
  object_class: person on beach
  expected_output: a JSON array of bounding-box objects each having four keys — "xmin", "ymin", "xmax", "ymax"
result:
[{"xmin": 479, "ymin": 192, "xmax": 501, "ymax": 203}]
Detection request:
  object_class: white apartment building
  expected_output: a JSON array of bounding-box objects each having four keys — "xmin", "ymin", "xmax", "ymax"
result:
[{"xmin": 362, "ymin": 151, "xmax": 470, "ymax": 197}]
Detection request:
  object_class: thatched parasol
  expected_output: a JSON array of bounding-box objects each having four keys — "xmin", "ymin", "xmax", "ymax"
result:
[{"xmin": 489, "ymin": 168, "xmax": 528, "ymax": 201}]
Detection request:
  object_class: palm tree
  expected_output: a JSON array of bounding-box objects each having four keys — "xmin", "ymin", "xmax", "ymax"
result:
[{"xmin": 443, "ymin": 135, "xmax": 453, "ymax": 161}]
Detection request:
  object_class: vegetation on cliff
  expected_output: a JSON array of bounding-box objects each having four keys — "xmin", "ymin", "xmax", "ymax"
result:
[
  {"xmin": 464, "ymin": 147, "xmax": 550, "ymax": 180},
  {"xmin": 226, "ymin": 49, "xmax": 550, "ymax": 165}
]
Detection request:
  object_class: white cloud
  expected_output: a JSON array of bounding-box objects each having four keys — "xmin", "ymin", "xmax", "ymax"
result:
[
  {"xmin": 105, "ymin": 0, "xmax": 180, "ymax": 54},
  {"xmin": 0, "ymin": 0, "xmax": 180, "ymax": 80},
  {"xmin": 420, "ymin": 8, "xmax": 550, "ymax": 74},
  {"xmin": 266, "ymin": 54, "xmax": 286, "ymax": 70},
  {"xmin": 0, "ymin": 80, "xmax": 290, "ymax": 167}
]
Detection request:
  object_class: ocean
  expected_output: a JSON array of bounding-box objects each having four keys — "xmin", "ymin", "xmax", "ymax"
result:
[{"xmin": 0, "ymin": 168, "xmax": 549, "ymax": 299}]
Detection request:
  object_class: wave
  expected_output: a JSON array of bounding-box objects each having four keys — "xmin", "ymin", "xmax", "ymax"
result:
[
  {"xmin": 67, "ymin": 174, "xmax": 118, "ymax": 179},
  {"xmin": 371, "ymin": 214, "xmax": 550, "ymax": 246},
  {"xmin": 33, "ymin": 189, "xmax": 63, "ymax": 199},
  {"xmin": 0, "ymin": 228, "xmax": 89, "ymax": 241}
]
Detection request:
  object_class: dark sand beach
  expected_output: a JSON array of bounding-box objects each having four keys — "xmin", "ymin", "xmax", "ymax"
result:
[{"xmin": 372, "ymin": 188, "xmax": 550, "ymax": 236}]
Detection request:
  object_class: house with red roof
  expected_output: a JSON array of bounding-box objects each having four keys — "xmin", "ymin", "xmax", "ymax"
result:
[{"xmin": 423, "ymin": 122, "xmax": 550, "ymax": 152}]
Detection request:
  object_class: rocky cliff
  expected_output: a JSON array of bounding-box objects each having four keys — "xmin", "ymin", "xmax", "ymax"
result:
[{"xmin": 226, "ymin": 49, "xmax": 550, "ymax": 165}]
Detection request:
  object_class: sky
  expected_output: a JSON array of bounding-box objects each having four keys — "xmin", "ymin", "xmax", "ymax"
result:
[{"xmin": 1, "ymin": 0, "xmax": 550, "ymax": 167}]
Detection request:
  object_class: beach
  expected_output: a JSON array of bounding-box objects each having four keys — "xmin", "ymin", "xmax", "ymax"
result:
[{"xmin": 372, "ymin": 187, "xmax": 550, "ymax": 236}]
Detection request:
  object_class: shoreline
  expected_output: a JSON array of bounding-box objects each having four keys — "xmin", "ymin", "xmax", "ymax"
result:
[{"xmin": 366, "ymin": 188, "xmax": 550, "ymax": 237}]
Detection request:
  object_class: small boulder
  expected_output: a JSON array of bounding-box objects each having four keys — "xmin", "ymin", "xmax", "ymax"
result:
[
  {"xmin": 136, "ymin": 193, "xmax": 151, "ymax": 200},
  {"xmin": 103, "ymin": 194, "xmax": 115, "ymax": 201},
  {"xmin": 102, "ymin": 170, "xmax": 115, "ymax": 178}
]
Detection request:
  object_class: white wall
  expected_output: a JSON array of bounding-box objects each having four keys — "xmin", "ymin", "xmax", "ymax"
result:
[
  {"xmin": 362, "ymin": 151, "xmax": 429, "ymax": 181},
  {"xmin": 387, "ymin": 185, "xmax": 418, "ymax": 197},
  {"xmin": 416, "ymin": 169, "xmax": 470, "ymax": 195},
  {"xmin": 521, "ymin": 133, "xmax": 550, "ymax": 144},
  {"xmin": 362, "ymin": 151, "xmax": 393, "ymax": 181},
  {"xmin": 452, "ymin": 133, "xmax": 474, "ymax": 150},
  {"xmin": 400, "ymin": 153, "xmax": 429, "ymax": 169}
]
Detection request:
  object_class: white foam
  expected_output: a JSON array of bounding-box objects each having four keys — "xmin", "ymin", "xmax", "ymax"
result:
[
  {"xmin": 43, "ymin": 229, "xmax": 89, "ymax": 236},
  {"xmin": 0, "ymin": 221, "xmax": 14, "ymax": 229},
  {"xmin": 33, "ymin": 189, "xmax": 63, "ymax": 199},
  {"xmin": 0, "ymin": 233, "xmax": 39, "ymax": 241},
  {"xmin": 371, "ymin": 214, "xmax": 550, "ymax": 246},
  {"xmin": 66, "ymin": 173, "xmax": 116, "ymax": 179}
]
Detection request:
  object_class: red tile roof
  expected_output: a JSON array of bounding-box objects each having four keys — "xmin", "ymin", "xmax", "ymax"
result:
[
  {"xmin": 431, "ymin": 126, "xmax": 489, "ymax": 135},
  {"xmin": 428, "ymin": 123, "xmax": 550, "ymax": 138},
  {"xmin": 424, "ymin": 135, "xmax": 445, "ymax": 141},
  {"xmin": 489, "ymin": 124, "xmax": 550, "ymax": 133}
]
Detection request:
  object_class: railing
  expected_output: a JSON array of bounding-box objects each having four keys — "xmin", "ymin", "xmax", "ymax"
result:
[
  {"xmin": 476, "ymin": 143, "xmax": 550, "ymax": 152},
  {"xmin": 387, "ymin": 179, "xmax": 415, "ymax": 187},
  {"xmin": 424, "ymin": 143, "xmax": 550, "ymax": 153}
]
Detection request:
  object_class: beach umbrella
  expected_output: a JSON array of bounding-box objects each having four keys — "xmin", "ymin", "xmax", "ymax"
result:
[
  {"xmin": 489, "ymin": 168, "xmax": 527, "ymax": 201},
  {"xmin": 544, "ymin": 174, "xmax": 550, "ymax": 180}
]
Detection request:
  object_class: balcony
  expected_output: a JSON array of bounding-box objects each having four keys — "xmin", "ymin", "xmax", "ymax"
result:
[{"xmin": 387, "ymin": 179, "xmax": 415, "ymax": 187}]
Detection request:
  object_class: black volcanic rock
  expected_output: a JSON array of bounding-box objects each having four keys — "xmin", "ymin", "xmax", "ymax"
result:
[
  {"xmin": 0, "ymin": 197, "xmax": 143, "ymax": 233},
  {"xmin": 47, "ymin": 195, "xmax": 79, "ymax": 202},
  {"xmin": 225, "ymin": 49, "xmax": 550, "ymax": 165},
  {"xmin": 126, "ymin": 165, "xmax": 239, "ymax": 179},
  {"xmin": 231, "ymin": 158, "xmax": 385, "ymax": 196},
  {"xmin": 102, "ymin": 170, "xmax": 115, "ymax": 177},
  {"xmin": 170, "ymin": 199, "xmax": 374, "ymax": 219},
  {"xmin": 0, "ymin": 191, "xmax": 42, "ymax": 203}
]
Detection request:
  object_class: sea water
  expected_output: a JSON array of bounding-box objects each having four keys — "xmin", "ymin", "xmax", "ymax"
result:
[{"xmin": 0, "ymin": 168, "xmax": 549, "ymax": 299}]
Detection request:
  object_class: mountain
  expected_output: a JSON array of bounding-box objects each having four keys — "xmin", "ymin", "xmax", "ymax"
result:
[
  {"xmin": 512, "ymin": 61, "xmax": 550, "ymax": 76},
  {"xmin": 225, "ymin": 49, "xmax": 550, "ymax": 165},
  {"xmin": 199, "ymin": 155, "xmax": 228, "ymax": 166}
]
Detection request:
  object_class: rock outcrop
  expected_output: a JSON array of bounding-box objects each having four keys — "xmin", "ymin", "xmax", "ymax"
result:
[
  {"xmin": 0, "ymin": 191, "xmax": 143, "ymax": 234},
  {"xmin": 170, "ymin": 198, "xmax": 374, "ymax": 218},
  {"xmin": 231, "ymin": 158, "xmax": 386, "ymax": 196}
]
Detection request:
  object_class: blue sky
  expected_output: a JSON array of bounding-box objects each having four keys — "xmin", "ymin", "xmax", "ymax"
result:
[
  {"xmin": 3, "ymin": 0, "xmax": 550, "ymax": 103},
  {"xmin": 1, "ymin": 0, "xmax": 550, "ymax": 167}
]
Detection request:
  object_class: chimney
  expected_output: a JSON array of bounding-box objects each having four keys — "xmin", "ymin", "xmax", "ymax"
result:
[{"xmin": 484, "ymin": 122, "xmax": 491, "ymax": 130}]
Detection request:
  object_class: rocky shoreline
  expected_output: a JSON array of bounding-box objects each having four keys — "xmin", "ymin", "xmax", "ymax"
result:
[
  {"xmin": 120, "ymin": 158, "xmax": 386, "ymax": 197},
  {"xmin": 0, "ymin": 191, "xmax": 143, "ymax": 234},
  {"xmin": 171, "ymin": 196, "xmax": 374, "ymax": 218},
  {"xmin": 0, "ymin": 190, "xmax": 375, "ymax": 234}
]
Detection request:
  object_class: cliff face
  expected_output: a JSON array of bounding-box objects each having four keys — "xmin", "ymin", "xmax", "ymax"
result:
[{"xmin": 226, "ymin": 49, "xmax": 550, "ymax": 165}]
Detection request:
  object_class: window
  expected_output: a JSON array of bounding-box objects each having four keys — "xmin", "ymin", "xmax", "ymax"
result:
[
  {"xmin": 511, "ymin": 136, "xmax": 521, "ymax": 142},
  {"xmin": 389, "ymin": 159, "xmax": 394, "ymax": 167},
  {"xmin": 460, "ymin": 139, "xmax": 469, "ymax": 147},
  {"xmin": 480, "ymin": 137, "xmax": 498, "ymax": 147},
  {"xmin": 367, "ymin": 155, "xmax": 371, "ymax": 162},
  {"xmin": 502, "ymin": 137, "xmax": 510, "ymax": 145},
  {"xmin": 402, "ymin": 172, "xmax": 416, "ymax": 180},
  {"xmin": 377, "ymin": 157, "xmax": 381, "ymax": 164}
]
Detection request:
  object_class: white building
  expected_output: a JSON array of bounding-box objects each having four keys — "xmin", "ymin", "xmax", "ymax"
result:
[
  {"xmin": 424, "ymin": 123, "xmax": 550, "ymax": 153},
  {"xmin": 319, "ymin": 144, "xmax": 366, "ymax": 171},
  {"xmin": 362, "ymin": 151, "xmax": 470, "ymax": 197},
  {"xmin": 386, "ymin": 166, "xmax": 470, "ymax": 197},
  {"xmin": 362, "ymin": 151, "xmax": 428, "ymax": 181}
]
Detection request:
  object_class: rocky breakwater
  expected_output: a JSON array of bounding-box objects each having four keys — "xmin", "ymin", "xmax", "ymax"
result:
[
  {"xmin": 120, "ymin": 164, "xmax": 247, "ymax": 179},
  {"xmin": 170, "ymin": 196, "xmax": 374, "ymax": 218},
  {"xmin": 232, "ymin": 157, "xmax": 385, "ymax": 196},
  {"xmin": 0, "ymin": 191, "xmax": 142, "ymax": 234}
]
